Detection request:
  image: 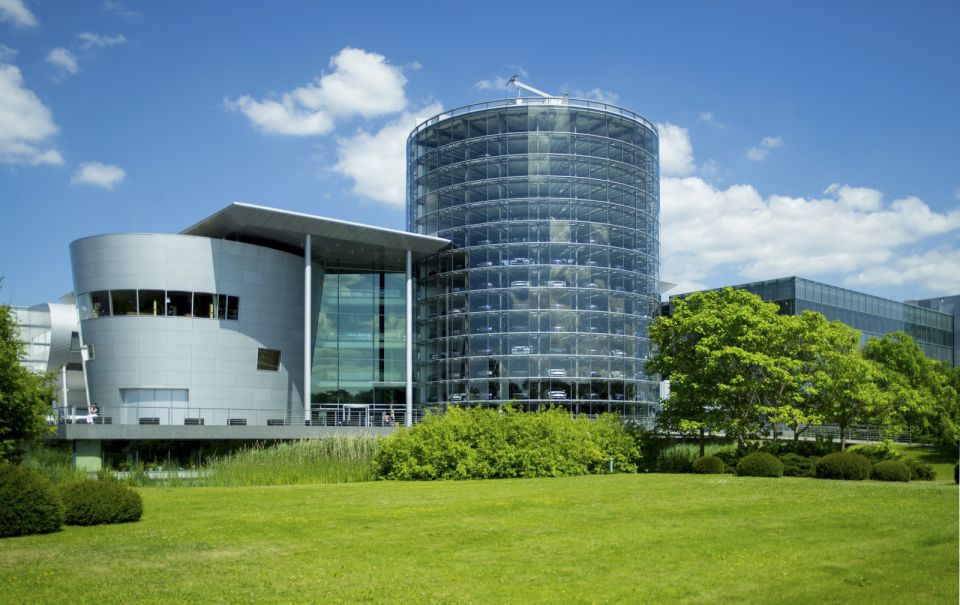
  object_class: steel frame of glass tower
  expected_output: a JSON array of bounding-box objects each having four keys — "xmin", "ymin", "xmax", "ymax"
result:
[{"xmin": 407, "ymin": 97, "xmax": 660, "ymax": 422}]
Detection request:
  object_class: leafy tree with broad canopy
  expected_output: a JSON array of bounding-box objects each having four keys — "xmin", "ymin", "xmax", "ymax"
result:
[
  {"xmin": 863, "ymin": 332, "xmax": 959, "ymax": 446},
  {"xmin": 650, "ymin": 288, "xmax": 888, "ymax": 451},
  {"xmin": 0, "ymin": 287, "xmax": 55, "ymax": 460},
  {"xmin": 649, "ymin": 289, "xmax": 812, "ymax": 451}
]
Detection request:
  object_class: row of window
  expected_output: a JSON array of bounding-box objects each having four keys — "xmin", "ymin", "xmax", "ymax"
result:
[
  {"xmin": 413, "ymin": 178, "xmax": 658, "ymax": 213},
  {"xmin": 78, "ymin": 289, "xmax": 241, "ymax": 321},
  {"xmin": 414, "ymin": 155, "xmax": 656, "ymax": 193},
  {"xmin": 412, "ymin": 133, "xmax": 656, "ymax": 175}
]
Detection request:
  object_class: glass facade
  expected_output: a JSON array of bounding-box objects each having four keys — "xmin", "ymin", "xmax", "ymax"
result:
[
  {"xmin": 311, "ymin": 272, "xmax": 407, "ymax": 412},
  {"xmin": 701, "ymin": 277, "xmax": 955, "ymax": 367},
  {"xmin": 407, "ymin": 99, "xmax": 661, "ymax": 420}
]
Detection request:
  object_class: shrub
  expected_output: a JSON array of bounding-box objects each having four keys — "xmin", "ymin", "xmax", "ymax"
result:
[
  {"xmin": 815, "ymin": 452, "xmax": 872, "ymax": 480},
  {"xmin": 692, "ymin": 455, "xmax": 725, "ymax": 474},
  {"xmin": 849, "ymin": 441, "xmax": 900, "ymax": 463},
  {"xmin": 902, "ymin": 458, "xmax": 935, "ymax": 481},
  {"xmin": 736, "ymin": 452, "xmax": 783, "ymax": 477},
  {"xmin": 373, "ymin": 406, "xmax": 639, "ymax": 480},
  {"xmin": 778, "ymin": 453, "xmax": 818, "ymax": 478},
  {"xmin": 59, "ymin": 480, "xmax": 142, "ymax": 525},
  {"xmin": 0, "ymin": 463, "xmax": 64, "ymax": 537},
  {"xmin": 871, "ymin": 460, "xmax": 911, "ymax": 482}
]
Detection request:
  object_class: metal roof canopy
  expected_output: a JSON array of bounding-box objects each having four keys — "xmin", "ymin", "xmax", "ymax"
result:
[{"xmin": 181, "ymin": 202, "xmax": 450, "ymax": 271}]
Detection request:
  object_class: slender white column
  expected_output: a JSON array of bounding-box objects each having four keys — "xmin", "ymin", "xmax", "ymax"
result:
[
  {"xmin": 405, "ymin": 249, "xmax": 414, "ymax": 427},
  {"xmin": 61, "ymin": 365, "xmax": 68, "ymax": 408},
  {"xmin": 304, "ymin": 233, "xmax": 312, "ymax": 425}
]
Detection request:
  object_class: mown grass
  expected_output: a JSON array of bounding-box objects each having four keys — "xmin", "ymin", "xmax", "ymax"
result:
[
  {"xmin": 895, "ymin": 444, "xmax": 959, "ymax": 484},
  {"xmin": 0, "ymin": 474, "xmax": 955, "ymax": 604}
]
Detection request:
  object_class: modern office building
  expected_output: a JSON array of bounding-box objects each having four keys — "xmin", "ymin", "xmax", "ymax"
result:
[
  {"xmin": 408, "ymin": 98, "xmax": 661, "ymax": 418},
  {"xmin": 908, "ymin": 295, "xmax": 960, "ymax": 367},
  {"xmin": 665, "ymin": 276, "xmax": 956, "ymax": 367},
  {"xmin": 12, "ymin": 93, "xmax": 663, "ymax": 469}
]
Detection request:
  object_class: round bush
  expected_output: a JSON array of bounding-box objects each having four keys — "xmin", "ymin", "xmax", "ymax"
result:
[
  {"xmin": 815, "ymin": 451, "xmax": 872, "ymax": 480},
  {"xmin": 59, "ymin": 480, "xmax": 143, "ymax": 526},
  {"xmin": 778, "ymin": 453, "xmax": 818, "ymax": 478},
  {"xmin": 692, "ymin": 455, "xmax": 725, "ymax": 474},
  {"xmin": 736, "ymin": 452, "xmax": 783, "ymax": 477},
  {"xmin": 0, "ymin": 464, "xmax": 64, "ymax": 537},
  {"xmin": 902, "ymin": 458, "xmax": 935, "ymax": 481},
  {"xmin": 871, "ymin": 460, "xmax": 911, "ymax": 482}
]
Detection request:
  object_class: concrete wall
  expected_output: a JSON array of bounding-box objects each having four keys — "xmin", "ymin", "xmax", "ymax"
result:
[{"xmin": 70, "ymin": 234, "xmax": 319, "ymax": 426}]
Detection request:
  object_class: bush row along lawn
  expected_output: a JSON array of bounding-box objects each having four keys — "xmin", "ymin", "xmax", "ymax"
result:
[{"xmin": 0, "ymin": 474, "xmax": 956, "ymax": 604}]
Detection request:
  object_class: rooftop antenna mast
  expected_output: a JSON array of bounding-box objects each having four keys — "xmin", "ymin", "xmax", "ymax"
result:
[{"xmin": 506, "ymin": 74, "xmax": 553, "ymax": 98}]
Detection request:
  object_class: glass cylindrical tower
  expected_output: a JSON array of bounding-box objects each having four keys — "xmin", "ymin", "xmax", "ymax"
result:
[{"xmin": 407, "ymin": 97, "xmax": 659, "ymax": 422}]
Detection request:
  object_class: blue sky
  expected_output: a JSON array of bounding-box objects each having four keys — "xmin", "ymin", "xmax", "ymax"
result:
[{"xmin": 1, "ymin": 0, "xmax": 958, "ymax": 306}]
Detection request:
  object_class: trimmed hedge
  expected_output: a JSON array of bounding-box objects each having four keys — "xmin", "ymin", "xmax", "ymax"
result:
[
  {"xmin": 871, "ymin": 460, "xmax": 911, "ymax": 482},
  {"xmin": 902, "ymin": 458, "xmax": 935, "ymax": 481},
  {"xmin": 815, "ymin": 452, "xmax": 872, "ymax": 480},
  {"xmin": 0, "ymin": 464, "xmax": 64, "ymax": 537},
  {"xmin": 692, "ymin": 455, "xmax": 725, "ymax": 474},
  {"xmin": 59, "ymin": 480, "xmax": 143, "ymax": 526},
  {"xmin": 736, "ymin": 452, "xmax": 783, "ymax": 478},
  {"xmin": 778, "ymin": 453, "xmax": 818, "ymax": 478}
]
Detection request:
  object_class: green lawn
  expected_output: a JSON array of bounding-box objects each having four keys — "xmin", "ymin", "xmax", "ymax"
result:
[
  {"xmin": 1, "ymin": 474, "xmax": 956, "ymax": 604},
  {"xmin": 896, "ymin": 444, "xmax": 959, "ymax": 483}
]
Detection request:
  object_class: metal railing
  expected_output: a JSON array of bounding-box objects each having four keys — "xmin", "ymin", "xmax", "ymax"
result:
[
  {"xmin": 50, "ymin": 404, "xmax": 423, "ymax": 429},
  {"xmin": 409, "ymin": 97, "xmax": 658, "ymax": 138}
]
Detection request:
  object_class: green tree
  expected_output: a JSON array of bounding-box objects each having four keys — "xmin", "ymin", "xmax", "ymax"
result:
[
  {"xmin": 650, "ymin": 288, "xmax": 803, "ymax": 450},
  {"xmin": 0, "ymin": 292, "xmax": 55, "ymax": 460},
  {"xmin": 863, "ymin": 333, "xmax": 959, "ymax": 445},
  {"xmin": 809, "ymin": 321, "xmax": 882, "ymax": 451}
]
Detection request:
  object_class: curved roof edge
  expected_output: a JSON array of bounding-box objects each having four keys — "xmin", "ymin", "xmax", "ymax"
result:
[{"xmin": 180, "ymin": 202, "xmax": 450, "ymax": 270}]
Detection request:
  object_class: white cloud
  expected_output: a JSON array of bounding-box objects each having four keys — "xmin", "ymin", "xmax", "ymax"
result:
[
  {"xmin": 47, "ymin": 48, "xmax": 79, "ymax": 75},
  {"xmin": 71, "ymin": 161, "xmax": 125, "ymax": 189},
  {"xmin": 102, "ymin": 1, "xmax": 141, "ymax": 17},
  {"xmin": 661, "ymin": 175, "xmax": 960, "ymax": 293},
  {"xmin": 0, "ymin": 44, "xmax": 16, "ymax": 61},
  {"xmin": 78, "ymin": 32, "xmax": 127, "ymax": 49},
  {"xmin": 225, "ymin": 47, "xmax": 407, "ymax": 136},
  {"xmin": 475, "ymin": 68, "xmax": 528, "ymax": 91},
  {"xmin": 656, "ymin": 122, "xmax": 695, "ymax": 177},
  {"xmin": 0, "ymin": 0, "xmax": 36, "ymax": 27},
  {"xmin": 333, "ymin": 102, "xmax": 443, "ymax": 207},
  {"xmin": 574, "ymin": 88, "xmax": 619, "ymax": 104},
  {"xmin": 0, "ymin": 64, "xmax": 62, "ymax": 165},
  {"xmin": 475, "ymin": 75, "xmax": 511, "ymax": 91},
  {"xmin": 746, "ymin": 134, "xmax": 783, "ymax": 161},
  {"xmin": 846, "ymin": 248, "xmax": 960, "ymax": 293}
]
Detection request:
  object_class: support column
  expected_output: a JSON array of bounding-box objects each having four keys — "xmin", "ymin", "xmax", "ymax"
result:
[
  {"xmin": 304, "ymin": 233, "xmax": 312, "ymax": 425},
  {"xmin": 61, "ymin": 365, "xmax": 68, "ymax": 408},
  {"xmin": 74, "ymin": 440, "xmax": 102, "ymax": 472},
  {"xmin": 405, "ymin": 249, "xmax": 414, "ymax": 427}
]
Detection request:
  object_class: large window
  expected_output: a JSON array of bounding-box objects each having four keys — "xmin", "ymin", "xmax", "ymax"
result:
[
  {"xmin": 257, "ymin": 348, "xmax": 281, "ymax": 372},
  {"xmin": 78, "ymin": 289, "xmax": 240, "ymax": 321}
]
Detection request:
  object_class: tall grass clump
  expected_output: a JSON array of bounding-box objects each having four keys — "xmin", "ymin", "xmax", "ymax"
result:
[
  {"xmin": 21, "ymin": 444, "xmax": 88, "ymax": 485},
  {"xmin": 656, "ymin": 443, "xmax": 734, "ymax": 473},
  {"xmin": 373, "ymin": 406, "xmax": 639, "ymax": 480},
  {"xmin": 202, "ymin": 437, "xmax": 381, "ymax": 487}
]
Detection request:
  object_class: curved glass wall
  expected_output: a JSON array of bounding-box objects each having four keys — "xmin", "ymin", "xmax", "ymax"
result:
[{"xmin": 407, "ymin": 99, "xmax": 660, "ymax": 421}]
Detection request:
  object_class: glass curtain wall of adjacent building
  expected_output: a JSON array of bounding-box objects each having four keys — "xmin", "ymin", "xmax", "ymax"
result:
[
  {"xmin": 407, "ymin": 99, "xmax": 661, "ymax": 422},
  {"xmin": 730, "ymin": 277, "xmax": 954, "ymax": 366},
  {"xmin": 311, "ymin": 272, "xmax": 406, "ymax": 425}
]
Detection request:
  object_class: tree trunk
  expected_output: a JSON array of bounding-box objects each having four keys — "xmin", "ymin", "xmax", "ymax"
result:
[{"xmin": 699, "ymin": 427, "xmax": 705, "ymax": 457}]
